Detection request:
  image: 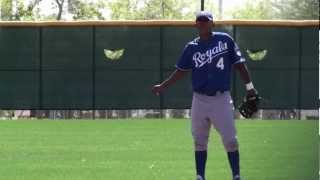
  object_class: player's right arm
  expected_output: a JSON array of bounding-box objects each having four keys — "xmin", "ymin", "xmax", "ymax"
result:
[
  {"xmin": 152, "ymin": 43, "xmax": 193, "ymax": 96},
  {"xmin": 152, "ymin": 69, "xmax": 189, "ymax": 96}
]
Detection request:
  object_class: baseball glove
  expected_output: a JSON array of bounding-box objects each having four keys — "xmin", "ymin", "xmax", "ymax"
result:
[{"xmin": 238, "ymin": 94, "xmax": 261, "ymax": 118}]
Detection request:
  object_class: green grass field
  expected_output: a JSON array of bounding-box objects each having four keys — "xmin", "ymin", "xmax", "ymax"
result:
[{"xmin": 0, "ymin": 119, "xmax": 318, "ymax": 180}]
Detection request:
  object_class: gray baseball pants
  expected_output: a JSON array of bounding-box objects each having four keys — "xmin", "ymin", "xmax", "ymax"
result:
[{"xmin": 191, "ymin": 91, "xmax": 239, "ymax": 152}]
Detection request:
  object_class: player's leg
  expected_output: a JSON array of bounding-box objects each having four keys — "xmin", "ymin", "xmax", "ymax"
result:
[
  {"xmin": 209, "ymin": 92, "xmax": 241, "ymax": 179},
  {"xmin": 191, "ymin": 93, "xmax": 211, "ymax": 180}
]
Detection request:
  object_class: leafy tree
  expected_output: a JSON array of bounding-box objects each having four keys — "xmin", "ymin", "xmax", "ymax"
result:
[
  {"xmin": 230, "ymin": 0, "xmax": 274, "ymax": 19},
  {"xmin": 0, "ymin": 0, "xmax": 13, "ymax": 20},
  {"xmin": 68, "ymin": 0, "xmax": 105, "ymax": 20},
  {"xmin": 15, "ymin": 0, "xmax": 42, "ymax": 20},
  {"xmin": 108, "ymin": 0, "xmax": 197, "ymax": 20},
  {"xmin": 0, "ymin": 0, "xmax": 42, "ymax": 20},
  {"xmin": 230, "ymin": 0, "xmax": 319, "ymax": 20},
  {"xmin": 54, "ymin": 0, "xmax": 64, "ymax": 20},
  {"xmin": 272, "ymin": 0, "xmax": 319, "ymax": 20}
]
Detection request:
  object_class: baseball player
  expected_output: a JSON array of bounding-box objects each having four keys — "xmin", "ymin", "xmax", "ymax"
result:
[{"xmin": 152, "ymin": 11, "xmax": 258, "ymax": 180}]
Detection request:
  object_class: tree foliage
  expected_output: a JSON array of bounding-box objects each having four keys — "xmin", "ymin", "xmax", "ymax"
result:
[
  {"xmin": 230, "ymin": 0, "xmax": 319, "ymax": 20},
  {"xmin": 0, "ymin": 0, "xmax": 13, "ymax": 20},
  {"xmin": 68, "ymin": 0, "xmax": 105, "ymax": 20},
  {"xmin": 0, "ymin": 0, "xmax": 318, "ymax": 21},
  {"xmin": 230, "ymin": 0, "xmax": 274, "ymax": 19},
  {"xmin": 108, "ymin": 0, "xmax": 196, "ymax": 20},
  {"xmin": 272, "ymin": 0, "xmax": 319, "ymax": 20},
  {"xmin": 0, "ymin": 0, "xmax": 42, "ymax": 20}
]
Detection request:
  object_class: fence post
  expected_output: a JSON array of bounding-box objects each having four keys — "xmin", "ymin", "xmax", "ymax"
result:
[
  {"xmin": 39, "ymin": 27, "xmax": 43, "ymax": 118},
  {"xmin": 201, "ymin": 0, "xmax": 204, "ymax": 10},
  {"xmin": 92, "ymin": 26, "xmax": 96, "ymax": 119},
  {"xmin": 159, "ymin": 26, "xmax": 164, "ymax": 118},
  {"xmin": 297, "ymin": 28, "xmax": 302, "ymax": 120}
]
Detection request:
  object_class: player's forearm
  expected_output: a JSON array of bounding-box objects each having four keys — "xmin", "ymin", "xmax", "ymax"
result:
[
  {"xmin": 161, "ymin": 69, "xmax": 188, "ymax": 89},
  {"xmin": 234, "ymin": 63, "xmax": 252, "ymax": 84}
]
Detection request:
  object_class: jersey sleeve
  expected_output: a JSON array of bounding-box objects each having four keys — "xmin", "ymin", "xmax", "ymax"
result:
[
  {"xmin": 230, "ymin": 39, "xmax": 246, "ymax": 64},
  {"xmin": 175, "ymin": 44, "xmax": 193, "ymax": 71}
]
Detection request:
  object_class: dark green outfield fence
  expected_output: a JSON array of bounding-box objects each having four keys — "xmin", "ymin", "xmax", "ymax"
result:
[{"xmin": 0, "ymin": 21, "xmax": 318, "ymax": 110}]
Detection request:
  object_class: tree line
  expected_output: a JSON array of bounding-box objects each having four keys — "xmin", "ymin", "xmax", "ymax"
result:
[{"xmin": 0, "ymin": 0, "xmax": 318, "ymax": 20}]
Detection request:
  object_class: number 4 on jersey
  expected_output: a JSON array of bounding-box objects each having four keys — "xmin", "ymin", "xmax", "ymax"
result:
[{"xmin": 216, "ymin": 57, "xmax": 224, "ymax": 70}]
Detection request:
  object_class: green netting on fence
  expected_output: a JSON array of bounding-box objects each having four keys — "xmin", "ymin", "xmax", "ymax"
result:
[{"xmin": 0, "ymin": 25, "xmax": 318, "ymax": 109}]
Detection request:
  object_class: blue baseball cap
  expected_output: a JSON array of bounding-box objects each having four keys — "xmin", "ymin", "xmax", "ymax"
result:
[{"xmin": 196, "ymin": 11, "xmax": 213, "ymax": 22}]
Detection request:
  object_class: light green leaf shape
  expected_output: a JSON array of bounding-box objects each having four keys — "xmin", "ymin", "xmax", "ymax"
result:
[
  {"xmin": 246, "ymin": 49, "xmax": 267, "ymax": 61},
  {"xmin": 104, "ymin": 49, "xmax": 125, "ymax": 61}
]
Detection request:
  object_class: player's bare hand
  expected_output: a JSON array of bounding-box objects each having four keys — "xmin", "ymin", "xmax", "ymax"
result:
[{"xmin": 152, "ymin": 84, "xmax": 165, "ymax": 96}]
